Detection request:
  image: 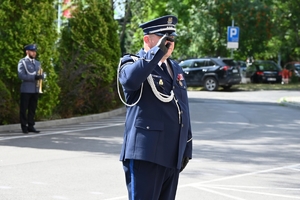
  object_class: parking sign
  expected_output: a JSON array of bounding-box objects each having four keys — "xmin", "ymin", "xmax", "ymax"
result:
[{"xmin": 227, "ymin": 26, "xmax": 239, "ymax": 48}]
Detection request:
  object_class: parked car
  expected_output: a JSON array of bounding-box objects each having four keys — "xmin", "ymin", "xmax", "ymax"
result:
[
  {"xmin": 245, "ymin": 60, "xmax": 282, "ymax": 83},
  {"xmin": 235, "ymin": 60, "xmax": 247, "ymax": 72},
  {"xmin": 283, "ymin": 61, "xmax": 300, "ymax": 78},
  {"xmin": 179, "ymin": 57, "xmax": 241, "ymax": 91}
]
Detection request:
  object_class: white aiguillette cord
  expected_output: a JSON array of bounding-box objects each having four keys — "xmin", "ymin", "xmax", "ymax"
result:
[
  {"xmin": 22, "ymin": 59, "xmax": 37, "ymax": 75},
  {"xmin": 117, "ymin": 57, "xmax": 174, "ymax": 107}
]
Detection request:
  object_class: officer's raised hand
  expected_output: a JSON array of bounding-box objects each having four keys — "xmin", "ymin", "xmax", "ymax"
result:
[{"xmin": 156, "ymin": 34, "xmax": 171, "ymax": 55}]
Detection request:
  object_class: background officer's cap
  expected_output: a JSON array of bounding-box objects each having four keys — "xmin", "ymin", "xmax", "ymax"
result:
[
  {"xmin": 139, "ymin": 15, "xmax": 178, "ymax": 36},
  {"xmin": 24, "ymin": 44, "xmax": 37, "ymax": 51}
]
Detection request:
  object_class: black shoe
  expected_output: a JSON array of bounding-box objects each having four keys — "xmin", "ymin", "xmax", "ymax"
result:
[
  {"xmin": 22, "ymin": 129, "xmax": 28, "ymax": 134},
  {"xmin": 28, "ymin": 127, "xmax": 40, "ymax": 133}
]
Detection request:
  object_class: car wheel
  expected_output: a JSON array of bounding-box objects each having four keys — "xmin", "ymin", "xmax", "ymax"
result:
[{"xmin": 204, "ymin": 77, "xmax": 218, "ymax": 91}]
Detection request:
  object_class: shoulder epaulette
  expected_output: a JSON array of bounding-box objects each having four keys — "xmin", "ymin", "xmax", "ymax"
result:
[{"xmin": 121, "ymin": 53, "xmax": 140, "ymax": 66}]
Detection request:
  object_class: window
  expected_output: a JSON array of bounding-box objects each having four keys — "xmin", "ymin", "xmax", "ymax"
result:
[
  {"xmin": 193, "ymin": 61, "xmax": 206, "ymax": 68},
  {"xmin": 179, "ymin": 60, "xmax": 194, "ymax": 69},
  {"xmin": 222, "ymin": 59, "xmax": 235, "ymax": 66},
  {"xmin": 206, "ymin": 60, "xmax": 215, "ymax": 66}
]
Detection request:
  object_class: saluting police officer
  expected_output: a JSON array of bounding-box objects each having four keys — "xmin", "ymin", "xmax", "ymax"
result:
[
  {"xmin": 18, "ymin": 44, "xmax": 43, "ymax": 134},
  {"xmin": 118, "ymin": 15, "xmax": 193, "ymax": 199}
]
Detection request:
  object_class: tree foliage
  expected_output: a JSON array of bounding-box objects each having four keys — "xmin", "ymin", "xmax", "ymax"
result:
[
  {"xmin": 268, "ymin": 0, "xmax": 300, "ymax": 62},
  {"xmin": 1, "ymin": 0, "xmax": 300, "ymax": 124},
  {"xmin": 120, "ymin": 0, "xmax": 300, "ymax": 64},
  {"xmin": 0, "ymin": 79, "xmax": 18, "ymax": 125},
  {"xmin": 0, "ymin": 0, "xmax": 60, "ymax": 123},
  {"xmin": 57, "ymin": 0, "xmax": 121, "ymax": 118}
]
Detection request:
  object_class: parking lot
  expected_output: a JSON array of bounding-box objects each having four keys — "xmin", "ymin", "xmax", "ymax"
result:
[{"xmin": 0, "ymin": 91, "xmax": 300, "ymax": 200}]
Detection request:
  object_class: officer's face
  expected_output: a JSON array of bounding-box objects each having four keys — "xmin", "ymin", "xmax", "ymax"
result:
[
  {"xmin": 26, "ymin": 50, "xmax": 37, "ymax": 59},
  {"xmin": 146, "ymin": 34, "xmax": 175, "ymax": 57}
]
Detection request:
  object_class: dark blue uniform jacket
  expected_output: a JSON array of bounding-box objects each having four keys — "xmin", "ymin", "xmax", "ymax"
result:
[
  {"xmin": 17, "ymin": 57, "xmax": 42, "ymax": 93},
  {"xmin": 118, "ymin": 46, "xmax": 193, "ymax": 170}
]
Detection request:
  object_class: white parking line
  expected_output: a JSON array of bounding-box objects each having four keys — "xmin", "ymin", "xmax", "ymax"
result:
[
  {"xmin": 176, "ymin": 164, "xmax": 300, "ymax": 199},
  {"xmin": 179, "ymin": 163, "xmax": 300, "ymax": 187},
  {"xmin": 193, "ymin": 186, "xmax": 246, "ymax": 200},
  {"xmin": 202, "ymin": 185, "xmax": 300, "ymax": 199},
  {"xmin": 0, "ymin": 123, "xmax": 124, "ymax": 141},
  {"xmin": 287, "ymin": 166, "xmax": 300, "ymax": 171},
  {"xmin": 103, "ymin": 196, "xmax": 128, "ymax": 200},
  {"xmin": 200, "ymin": 184, "xmax": 300, "ymax": 191}
]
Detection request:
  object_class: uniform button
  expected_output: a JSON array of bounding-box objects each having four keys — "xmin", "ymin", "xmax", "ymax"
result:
[
  {"xmin": 173, "ymin": 86, "xmax": 175, "ymax": 89},
  {"xmin": 181, "ymin": 111, "xmax": 183, "ymax": 114},
  {"xmin": 146, "ymin": 126, "xmax": 150, "ymax": 129},
  {"xmin": 182, "ymin": 124, "xmax": 184, "ymax": 127}
]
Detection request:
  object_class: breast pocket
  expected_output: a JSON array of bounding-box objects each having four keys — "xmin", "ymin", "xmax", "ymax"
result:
[{"xmin": 175, "ymin": 79, "xmax": 188, "ymax": 104}]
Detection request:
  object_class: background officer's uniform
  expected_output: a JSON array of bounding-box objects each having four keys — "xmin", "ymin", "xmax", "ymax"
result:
[
  {"xmin": 118, "ymin": 15, "xmax": 193, "ymax": 200},
  {"xmin": 18, "ymin": 44, "xmax": 42, "ymax": 133}
]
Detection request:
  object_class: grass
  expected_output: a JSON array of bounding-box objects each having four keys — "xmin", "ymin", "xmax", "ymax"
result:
[{"xmin": 188, "ymin": 83, "xmax": 300, "ymax": 91}]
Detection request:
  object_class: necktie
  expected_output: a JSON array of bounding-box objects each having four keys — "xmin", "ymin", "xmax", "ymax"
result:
[{"xmin": 161, "ymin": 63, "xmax": 173, "ymax": 79}]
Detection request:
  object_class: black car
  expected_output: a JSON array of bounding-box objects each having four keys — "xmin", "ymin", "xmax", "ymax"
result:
[
  {"xmin": 245, "ymin": 60, "xmax": 282, "ymax": 83},
  {"xmin": 179, "ymin": 58, "xmax": 241, "ymax": 91}
]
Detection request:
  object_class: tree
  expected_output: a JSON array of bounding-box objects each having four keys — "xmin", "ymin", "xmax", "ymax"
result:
[
  {"xmin": 167, "ymin": 0, "xmax": 274, "ymax": 60},
  {"xmin": 267, "ymin": 0, "xmax": 300, "ymax": 64},
  {"xmin": 0, "ymin": 0, "xmax": 60, "ymax": 123},
  {"xmin": 0, "ymin": 79, "xmax": 17, "ymax": 125},
  {"xmin": 57, "ymin": 0, "xmax": 121, "ymax": 118},
  {"xmin": 120, "ymin": 0, "xmax": 278, "ymax": 61}
]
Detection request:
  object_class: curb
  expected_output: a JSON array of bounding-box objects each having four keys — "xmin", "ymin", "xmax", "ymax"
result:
[
  {"xmin": 0, "ymin": 106, "xmax": 126, "ymax": 133},
  {"xmin": 278, "ymin": 97, "xmax": 300, "ymax": 109}
]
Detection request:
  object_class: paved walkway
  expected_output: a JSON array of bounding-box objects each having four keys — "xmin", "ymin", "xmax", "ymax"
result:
[
  {"xmin": 278, "ymin": 96, "xmax": 300, "ymax": 108},
  {"xmin": 0, "ymin": 107, "xmax": 126, "ymax": 133}
]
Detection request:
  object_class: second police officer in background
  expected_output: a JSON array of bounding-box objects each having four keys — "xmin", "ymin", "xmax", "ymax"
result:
[
  {"xmin": 118, "ymin": 15, "xmax": 193, "ymax": 199},
  {"xmin": 18, "ymin": 44, "xmax": 44, "ymax": 134}
]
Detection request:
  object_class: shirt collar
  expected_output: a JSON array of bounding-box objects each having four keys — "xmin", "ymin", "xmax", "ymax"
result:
[{"xmin": 25, "ymin": 55, "xmax": 34, "ymax": 63}]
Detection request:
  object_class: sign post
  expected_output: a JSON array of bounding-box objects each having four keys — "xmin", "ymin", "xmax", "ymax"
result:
[{"xmin": 227, "ymin": 20, "xmax": 239, "ymax": 58}]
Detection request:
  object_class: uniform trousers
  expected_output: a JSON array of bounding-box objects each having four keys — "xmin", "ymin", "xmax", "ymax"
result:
[
  {"xmin": 20, "ymin": 93, "xmax": 39, "ymax": 129},
  {"xmin": 123, "ymin": 159, "xmax": 180, "ymax": 200}
]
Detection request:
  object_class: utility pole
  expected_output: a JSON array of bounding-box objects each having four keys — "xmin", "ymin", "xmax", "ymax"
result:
[
  {"xmin": 57, "ymin": 0, "xmax": 62, "ymax": 33},
  {"xmin": 231, "ymin": 19, "xmax": 234, "ymax": 58}
]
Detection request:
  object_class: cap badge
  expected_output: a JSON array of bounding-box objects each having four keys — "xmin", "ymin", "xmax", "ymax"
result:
[{"xmin": 167, "ymin": 17, "xmax": 173, "ymax": 24}]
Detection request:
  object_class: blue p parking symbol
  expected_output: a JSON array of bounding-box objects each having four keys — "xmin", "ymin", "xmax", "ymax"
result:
[
  {"xmin": 227, "ymin": 26, "xmax": 239, "ymax": 48},
  {"xmin": 227, "ymin": 27, "xmax": 239, "ymax": 42}
]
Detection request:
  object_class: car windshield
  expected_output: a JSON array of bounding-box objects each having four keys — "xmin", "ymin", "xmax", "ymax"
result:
[{"xmin": 253, "ymin": 62, "xmax": 279, "ymax": 70}]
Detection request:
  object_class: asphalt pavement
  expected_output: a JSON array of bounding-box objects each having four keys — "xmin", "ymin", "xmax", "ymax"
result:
[
  {"xmin": 0, "ymin": 90, "xmax": 299, "ymax": 200},
  {"xmin": 0, "ymin": 91, "xmax": 299, "ymax": 133}
]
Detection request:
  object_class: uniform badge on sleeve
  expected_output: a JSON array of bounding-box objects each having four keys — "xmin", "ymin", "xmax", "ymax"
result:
[{"xmin": 177, "ymin": 73, "xmax": 184, "ymax": 86}]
